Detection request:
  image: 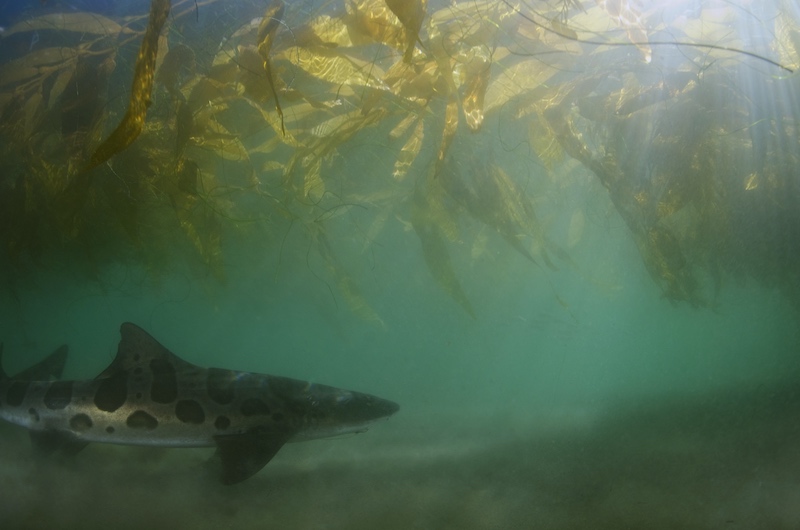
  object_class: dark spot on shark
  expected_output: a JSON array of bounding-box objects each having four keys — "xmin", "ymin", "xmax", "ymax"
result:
[
  {"xmin": 28, "ymin": 408, "xmax": 40, "ymax": 422},
  {"xmin": 136, "ymin": 392, "xmax": 143, "ymax": 399},
  {"xmin": 94, "ymin": 371, "xmax": 128, "ymax": 412},
  {"xmin": 241, "ymin": 398, "xmax": 271, "ymax": 416},
  {"xmin": 175, "ymin": 399, "xmax": 205, "ymax": 424},
  {"xmin": 6, "ymin": 380, "xmax": 30, "ymax": 407},
  {"xmin": 134, "ymin": 367, "xmax": 143, "ymax": 375},
  {"xmin": 272, "ymin": 412, "xmax": 284, "ymax": 422},
  {"xmin": 133, "ymin": 353, "xmax": 141, "ymax": 362},
  {"xmin": 44, "ymin": 381, "xmax": 73, "ymax": 410},
  {"xmin": 126, "ymin": 410, "xmax": 158, "ymax": 430},
  {"xmin": 207, "ymin": 368, "xmax": 236, "ymax": 405},
  {"xmin": 106, "ymin": 426, "xmax": 115, "ymax": 434},
  {"xmin": 70, "ymin": 413, "xmax": 93, "ymax": 432},
  {"xmin": 150, "ymin": 359, "xmax": 177, "ymax": 404},
  {"xmin": 215, "ymin": 416, "xmax": 231, "ymax": 430}
]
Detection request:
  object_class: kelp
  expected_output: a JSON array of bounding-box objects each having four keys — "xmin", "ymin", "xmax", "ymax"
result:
[
  {"xmin": 84, "ymin": 0, "xmax": 170, "ymax": 172},
  {"xmin": 384, "ymin": 0, "xmax": 427, "ymax": 62},
  {"xmin": 256, "ymin": 0, "xmax": 286, "ymax": 135},
  {"xmin": 1, "ymin": 0, "xmax": 799, "ymax": 319}
]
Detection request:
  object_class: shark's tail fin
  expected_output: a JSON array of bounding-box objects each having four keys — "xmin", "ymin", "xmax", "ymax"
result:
[{"xmin": 0, "ymin": 344, "xmax": 69, "ymax": 382}]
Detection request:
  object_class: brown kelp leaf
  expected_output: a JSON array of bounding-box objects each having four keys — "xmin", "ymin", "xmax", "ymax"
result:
[
  {"xmin": 595, "ymin": 0, "xmax": 651, "ymax": 63},
  {"xmin": 235, "ymin": 95, "xmax": 299, "ymax": 147},
  {"xmin": 0, "ymin": 47, "xmax": 81, "ymax": 89},
  {"xmin": 567, "ymin": 209, "xmax": 585, "ymax": 248},
  {"xmin": 360, "ymin": 207, "xmax": 391, "ymax": 255},
  {"xmin": 775, "ymin": 8, "xmax": 800, "ymax": 71},
  {"xmin": 1, "ymin": 12, "xmax": 134, "ymax": 39},
  {"xmin": 384, "ymin": 0, "xmax": 427, "ymax": 62},
  {"xmin": 638, "ymin": 225, "xmax": 701, "ymax": 306},
  {"xmin": 459, "ymin": 46, "xmax": 491, "ymax": 132},
  {"xmin": 47, "ymin": 64, "xmax": 77, "ymax": 110},
  {"xmin": 484, "ymin": 57, "xmax": 559, "ymax": 116},
  {"xmin": 235, "ymin": 45, "xmax": 272, "ymax": 103},
  {"xmin": 85, "ymin": 0, "xmax": 170, "ymax": 171},
  {"xmin": 389, "ymin": 113, "xmax": 417, "ymax": 140},
  {"xmin": 550, "ymin": 16, "xmax": 578, "ymax": 40},
  {"xmin": 411, "ymin": 176, "xmax": 474, "ymax": 318},
  {"xmin": 256, "ymin": 0, "xmax": 286, "ymax": 135},
  {"xmin": 60, "ymin": 55, "xmax": 114, "ymax": 160},
  {"xmin": 275, "ymin": 46, "xmax": 386, "ymax": 89},
  {"xmin": 302, "ymin": 14, "xmax": 355, "ymax": 47},
  {"xmin": 393, "ymin": 118, "xmax": 424, "ymax": 181},
  {"xmin": 527, "ymin": 112, "xmax": 563, "ymax": 170},
  {"xmin": 156, "ymin": 43, "xmax": 195, "ymax": 98},
  {"xmin": 23, "ymin": 90, "xmax": 43, "ymax": 138},
  {"xmin": 192, "ymin": 121, "xmax": 250, "ymax": 162},
  {"xmin": 303, "ymin": 158, "xmax": 325, "ymax": 201},
  {"xmin": 345, "ymin": 0, "xmax": 406, "ymax": 52},
  {"xmin": 284, "ymin": 108, "xmax": 385, "ymax": 191},
  {"xmin": 435, "ymin": 97, "xmax": 459, "ymax": 176},
  {"xmin": 165, "ymin": 159, "xmax": 224, "ymax": 282},
  {"xmin": 382, "ymin": 56, "xmax": 445, "ymax": 103},
  {"xmin": 314, "ymin": 228, "xmax": 386, "ymax": 328},
  {"xmin": 440, "ymin": 157, "xmax": 554, "ymax": 269}
]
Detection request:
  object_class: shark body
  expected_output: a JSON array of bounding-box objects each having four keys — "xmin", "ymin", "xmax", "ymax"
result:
[{"xmin": 0, "ymin": 323, "xmax": 399, "ymax": 484}]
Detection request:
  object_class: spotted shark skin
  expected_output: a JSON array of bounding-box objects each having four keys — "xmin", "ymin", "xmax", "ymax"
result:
[{"xmin": 0, "ymin": 323, "xmax": 399, "ymax": 484}]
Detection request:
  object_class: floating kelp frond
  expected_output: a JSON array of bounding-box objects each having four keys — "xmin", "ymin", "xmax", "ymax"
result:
[
  {"xmin": 85, "ymin": 0, "xmax": 171, "ymax": 172},
  {"xmin": 384, "ymin": 0, "xmax": 427, "ymax": 62},
  {"xmin": 256, "ymin": 0, "xmax": 286, "ymax": 135}
]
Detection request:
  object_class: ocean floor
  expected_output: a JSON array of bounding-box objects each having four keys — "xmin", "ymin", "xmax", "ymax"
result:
[{"xmin": 1, "ymin": 384, "xmax": 800, "ymax": 529}]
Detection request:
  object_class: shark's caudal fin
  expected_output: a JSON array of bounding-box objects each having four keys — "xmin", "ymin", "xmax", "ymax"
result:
[
  {"xmin": 0, "ymin": 344, "xmax": 69, "ymax": 382},
  {"xmin": 0, "ymin": 343, "xmax": 83, "ymax": 456}
]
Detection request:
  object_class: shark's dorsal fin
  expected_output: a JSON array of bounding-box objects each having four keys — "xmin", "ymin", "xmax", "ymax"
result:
[
  {"xmin": 97, "ymin": 322, "xmax": 200, "ymax": 378},
  {"xmin": 13, "ymin": 345, "xmax": 69, "ymax": 381},
  {"xmin": 210, "ymin": 428, "xmax": 295, "ymax": 485},
  {"xmin": 0, "ymin": 344, "xmax": 68, "ymax": 382}
]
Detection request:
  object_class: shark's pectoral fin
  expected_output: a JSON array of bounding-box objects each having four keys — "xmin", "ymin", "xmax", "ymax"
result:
[
  {"xmin": 209, "ymin": 428, "xmax": 294, "ymax": 485},
  {"xmin": 30, "ymin": 430, "xmax": 89, "ymax": 456}
]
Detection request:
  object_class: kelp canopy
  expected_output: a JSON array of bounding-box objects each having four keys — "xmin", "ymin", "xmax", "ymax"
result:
[{"xmin": 0, "ymin": 0, "xmax": 799, "ymax": 319}]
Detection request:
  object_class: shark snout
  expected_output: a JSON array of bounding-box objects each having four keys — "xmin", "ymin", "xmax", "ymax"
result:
[{"xmin": 342, "ymin": 391, "xmax": 399, "ymax": 423}]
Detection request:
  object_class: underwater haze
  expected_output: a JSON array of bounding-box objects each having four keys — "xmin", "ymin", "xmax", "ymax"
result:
[{"xmin": 1, "ymin": 0, "xmax": 800, "ymax": 528}]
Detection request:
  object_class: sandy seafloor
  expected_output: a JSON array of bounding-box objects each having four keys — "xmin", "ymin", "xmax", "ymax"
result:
[{"xmin": 2, "ymin": 385, "xmax": 800, "ymax": 529}]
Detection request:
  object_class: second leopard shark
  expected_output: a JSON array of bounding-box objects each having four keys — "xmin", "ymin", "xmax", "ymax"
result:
[{"xmin": 0, "ymin": 322, "xmax": 399, "ymax": 484}]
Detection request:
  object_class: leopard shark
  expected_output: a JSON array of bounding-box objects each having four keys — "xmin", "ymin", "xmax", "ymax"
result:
[{"xmin": 0, "ymin": 322, "xmax": 399, "ymax": 484}]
